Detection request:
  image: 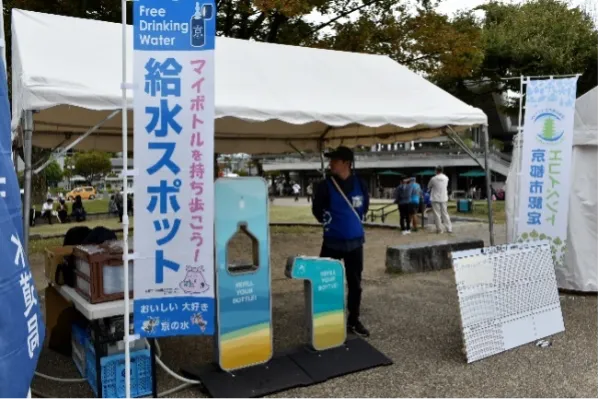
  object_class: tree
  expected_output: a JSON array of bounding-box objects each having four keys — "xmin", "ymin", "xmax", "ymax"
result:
[
  {"xmin": 4, "ymin": 0, "xmax": 455, "ymax": 64},
  {"xmin": 73, "ymin": 151, "xmax": 112, "ymax": 183},
  {"xmin": 43, "ymin": 161, "xmax": 63, "ymax": 186},
  {"xmin": 437, "ymin": 0, "xmax": 598, "ymax": 110},
  {"xmin": 315, "ymin": 7, "xmax": 483, "ymax": 79}
]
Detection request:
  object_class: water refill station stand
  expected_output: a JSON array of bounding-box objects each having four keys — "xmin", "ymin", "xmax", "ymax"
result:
[{"xmin": 11, "ymin": 5, "xmax": 493, "ymax": 398}]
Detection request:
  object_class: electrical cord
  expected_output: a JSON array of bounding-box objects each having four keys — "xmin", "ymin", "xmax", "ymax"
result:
[
  {"xmin": 149, "ymin": 339, "xmax": 200, "ymax": 385},
  {"xmin": 32, "ymin": 339, "xmax": 200, "ymax": 398},
  {"xmin": 34, "ymin": 371, "xmax": 86, "ymax": 383},
  {"xmin": 30, "ymin": 388, "xmax": 52, "ymax": 398},
  {"xmin": 157, "ymin": 383, "xmax": 194, "ymax": 397}
]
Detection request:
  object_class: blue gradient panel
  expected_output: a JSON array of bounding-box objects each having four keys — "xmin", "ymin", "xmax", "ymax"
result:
[
  {"xmin": 215, "ymin": 178, "xmax": 273, "ymax": 371},
  {"xmin": 286, "ymin": 256, "xmax": 346, "ymax": 350}
]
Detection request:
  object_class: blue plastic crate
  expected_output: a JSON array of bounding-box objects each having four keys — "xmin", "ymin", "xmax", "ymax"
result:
[
  {"xmin": 72, "ymin": 324, "xmax": 88, "ymax": 377},
  {"xmin": 72, "ymin": 323, "xmax": 88, "ymax": 347},
  {"xmin": 86, "ymin": 343, "xmax": 153, "ymax": 398}
]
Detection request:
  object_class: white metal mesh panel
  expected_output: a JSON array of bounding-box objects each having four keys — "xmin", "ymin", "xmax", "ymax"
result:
[{"xmin": 452, "ymin": 241, "xmax": 564, "ymax": 363}]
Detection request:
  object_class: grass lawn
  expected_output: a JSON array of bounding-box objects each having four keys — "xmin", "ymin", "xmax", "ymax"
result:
[
  {"xmin": 29, "ymin": 201, "xmax": 507, "ymax": 236},
  {"xmin": 29, "ymin": 200, "xmax": 506, "ymax": 257},
  {"xmin": 271, "ymin": 201, "xmax": 507, "ymax": 225},
  {"xmin": 30, "ymin": 217, "xmax": 126, "ymax": 237}
]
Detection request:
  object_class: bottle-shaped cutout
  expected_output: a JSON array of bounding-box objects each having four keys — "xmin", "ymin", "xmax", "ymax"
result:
[
  {"xmin": 190, "ymin": 2, "xmax": 213, "ymax": 48},
  {"xmin": 227, "ymin": 223, "xmax": 259, "ymax": 274}
]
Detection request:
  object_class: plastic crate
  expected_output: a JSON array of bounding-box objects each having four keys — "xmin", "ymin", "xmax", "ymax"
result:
[
  {"xmin": 86, "ymin": 343, "xmax": 153, "ymax": 398},
  {"xmin": 72, "ymin": 323, "xmax": 88, "ymax": 346},
  {"xmin": 72, "ymin": 341, "xmax": 86, "ymax": 377},
  {"xmin": 72, "ymin": 324, "xmax": 88, "ymax": 377}
]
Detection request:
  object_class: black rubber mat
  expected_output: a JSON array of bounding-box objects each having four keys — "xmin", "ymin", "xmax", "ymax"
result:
[
  {"xmin": 287, "ymin": 337, "xmax": 393, "ymax": 383},
  {"xmin": 182, "ymin": 338, "xmax": 393, "ymax": 398},
  {"xmin": 181, "ymin": 354, "xmax": 313, "ymax": 398}
]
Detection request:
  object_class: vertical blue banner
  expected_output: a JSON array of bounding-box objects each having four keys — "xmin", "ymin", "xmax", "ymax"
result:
[
  {"xmin": 0, "ymin": 57, "xmax": 45, "ymax": 397},
  {"xmin": 133, "ymin": 0, "xmax": 216, "ymax": 338}
]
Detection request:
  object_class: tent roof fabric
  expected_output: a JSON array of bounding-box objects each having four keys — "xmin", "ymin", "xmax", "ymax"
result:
[
  {"xmin": 10, "ymin": 9, "xmax": 487, "ymax": 154},
  {"xmin": 573, "ymin": 86, "xmax": 597, "ymax": 146}
]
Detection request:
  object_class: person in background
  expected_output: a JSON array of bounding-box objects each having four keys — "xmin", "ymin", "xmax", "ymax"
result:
[
  {"xmin": 409, "ymin": 177, "xmax": 422, "ymax": 232},
  {"xmin": 394, "ymin": 178, "xmax": 412, "ymax": 235},
  {"xmin": 306, "ymin": 182, "xmax": 313, "ymax": 203},
  {"xmin": 57, "ymin": 199, "xmax": 69, "ymax": 223},
  {"xmin": 312, "ymin": 146, "xmax": 371, "ymax": 337},
  {"xmin": 427, "ymin": 166, "xmax": 452, "ymax": 234},
  {"xmin": 268, "ymin": 183, "xmax": 275, "ymax": 203},
  {"xmin": 127, "ymin": 193, "xmax": 134, "ymax": 216},
  {"xmin": 41, "ymin": 198, "xmax": 55, "ymax": 225},
  {"xmin": 72, "ymin": 195, "xmax": 87, "ymax": 222},
  {"xmin": 468, "ymin": 185, "xmax": 476, "ymax": 199},
  {"xmin": 109, "ymin": 195, "xmax": 118, "ymax": 216},
  {"xmin": 292, "ymin": 182, "xmax": 301, "ymax": 202},
  {"xmin": 115, "ymin": 189, "xmax": 124, "ymax": 222}
]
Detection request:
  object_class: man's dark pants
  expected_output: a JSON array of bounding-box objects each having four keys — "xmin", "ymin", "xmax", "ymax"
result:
[
  {"xmin": 319, "ymin": 244, "xmax": 363, "ymax": 325},
  {"xmin": 398, "ymin": 203, "xmax": 410, "ymax": 231}
]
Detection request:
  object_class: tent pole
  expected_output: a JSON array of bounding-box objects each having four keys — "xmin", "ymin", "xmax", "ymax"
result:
[
  {"xmin": 483, "ymin": 124, "xmax": 495, "ymax": 246},
  {"xmin": 22, "ymin": 111, "xmax": 33, "ymax": 253},
  {"xmin": 319, "ymin": 141, "xmax": 326, "ymax": 178},
  {"xmin": 33, "ymin": 109, "xmax": 121, "ymax": 175},
  {"xmin": 318, "ymin": 126, "xmax": 332, "ymax": 179},
  {"xmin": 120, "ymin": 0, "xmax": 131, "ymax": 398},
  {"xmin": 446, "ymin": 126, "xmax": 486, "ymax": 170},
  {"xmin": 512, "ymin": 76, "xmax": 525, "ymax": 243}
]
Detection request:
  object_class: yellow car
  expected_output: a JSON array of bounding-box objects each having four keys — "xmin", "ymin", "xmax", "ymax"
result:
[{"xmin": 66, "ymin": 186, "xmax": 97, "ymax": 201}]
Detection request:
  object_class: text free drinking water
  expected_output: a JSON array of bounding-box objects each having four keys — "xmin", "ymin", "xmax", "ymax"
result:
[{"xmin": 138, "ymin": 6, "xmax": 190, "ymax": 46}]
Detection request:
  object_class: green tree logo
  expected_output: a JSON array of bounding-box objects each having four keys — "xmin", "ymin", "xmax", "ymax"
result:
[
  {"xmin": 518, "ymin": 231, "xmax": 566, "ymax": 267},
  {"xmin": 542, "ymin": 117, "xmax": 556, "ymax": 139}
]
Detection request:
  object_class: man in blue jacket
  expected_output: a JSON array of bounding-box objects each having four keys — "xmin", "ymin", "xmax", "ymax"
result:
[{"xmin": 311, "ymin": 146, "xmax": 370, "ymax": 337}]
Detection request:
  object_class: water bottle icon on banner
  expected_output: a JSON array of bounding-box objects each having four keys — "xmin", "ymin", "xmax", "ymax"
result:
[{"xmin": 191, "ymin": 1, "xmax": 213, "ymax": 48}]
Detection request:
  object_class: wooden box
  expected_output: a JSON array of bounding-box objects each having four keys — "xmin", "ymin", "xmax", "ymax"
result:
[
  {"xmin": 45, "ymin": 246, "xmax": 75, "ymax": 284},
  {"xmin": 72, "ymin": 241, "xmax": 134, "ymax": 304}
]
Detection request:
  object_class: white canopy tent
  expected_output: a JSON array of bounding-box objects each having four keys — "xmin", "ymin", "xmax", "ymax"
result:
[
  {"xmin": 506, "ymin": 87, "xmax": 598, "ymax": 292},
  {"xmin": 11, "ymin": 9, "xmax": 487, "ymax": 154},
  {"xmin": 11, "ymin": 9, "xmax": 495, "ymax": 247}
]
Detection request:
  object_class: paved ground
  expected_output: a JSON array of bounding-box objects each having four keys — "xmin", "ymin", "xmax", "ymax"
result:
[{"xmin": 30, "ymin": 223, "xmax": 597, "ymax": 398}]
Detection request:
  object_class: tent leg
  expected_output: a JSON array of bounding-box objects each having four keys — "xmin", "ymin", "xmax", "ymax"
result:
[
  {"xmin": 446, "ymin": 126, "xmax": 486, "ymax": 170},
  {"xmin": 22, "ymin": 111, "xmax": 33, "ymax": 253},
  {"xmin": 33, "ymin": 109, "xmax": 121, "ymax": 175},
  {"xmin": 319, "ymin": 141, "xmax": 326, "ymax": 178},
  {"xmin": 483, "ymin": 125, "xmax": 495, "ymax": 246}
]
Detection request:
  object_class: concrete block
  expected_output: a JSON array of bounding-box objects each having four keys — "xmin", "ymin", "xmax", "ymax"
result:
[{"xmin": 386, "ymin": 238, "xmax": 485, "ymax": 274}]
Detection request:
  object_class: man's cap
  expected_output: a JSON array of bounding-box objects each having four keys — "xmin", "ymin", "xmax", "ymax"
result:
[
  {"xmin": 435, "ymin": 165, "xmax": 443, "ymax": 171},
  {"xmin": 325, "ymin": 146, "xmax": 354, "ymax": 162}
]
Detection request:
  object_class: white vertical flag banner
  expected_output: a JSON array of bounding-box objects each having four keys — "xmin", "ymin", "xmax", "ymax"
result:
[
  {"xmin": 516, "ymin": 77, "xmax": 578, "ymax": 267},
  {"xmin": 133, "ymin": 0, "xmax": 216, "ymax": 337}
]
